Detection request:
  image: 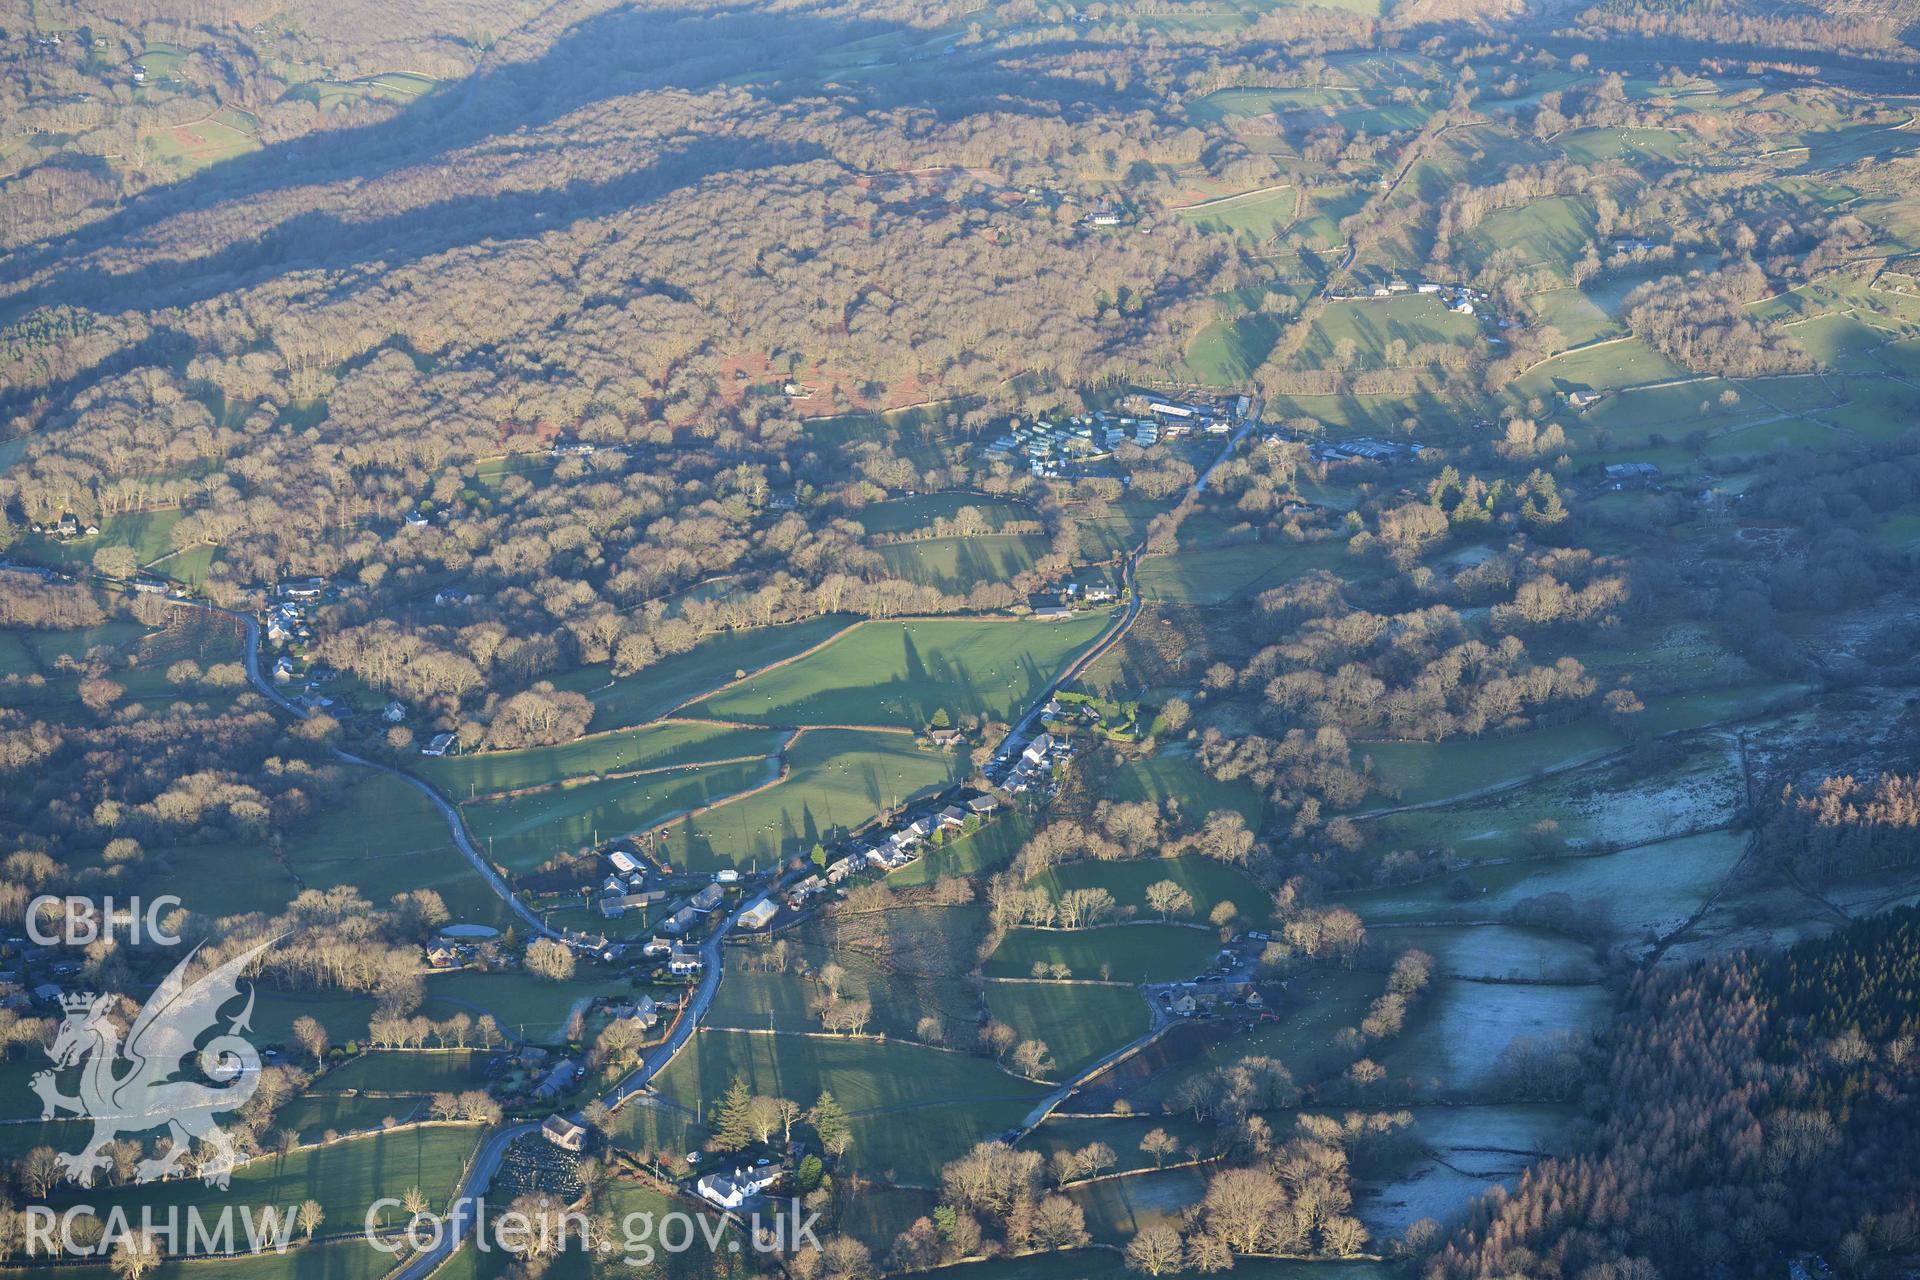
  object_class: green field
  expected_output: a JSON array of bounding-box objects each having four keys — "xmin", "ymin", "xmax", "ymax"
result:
[
  {"xmin": 652, "ymin": 1029, "xmax": 1046, "ymax": 1186},
  {"xmin": 856, "ymin": 494, "xmax": 1034, "ymax": 535},
  {"xmin": 315, "ymin": 1050, "xmax": 498, "ymax": 1094},
  {"xmin": 425, "ymin": 969, "xmax": 637, "ymax": 1043},
  {"xmin": 1034, "ymin": 855, "xmax": 1271, "ymax": 929},
  {"xmin": 984, "ymin": 924, "xmax": 1220, "ymax": 983},
  {"xmin": 875, "ymin": 533, "xmax": 1051, "ymax": 592},
  {"xmin": 1526, "ymin": 287, "xmax": 1621, "ymax": 346},
  {"xmin": 1460, "ymin": 196, "xmax": 1597, "ymax": 276},
  {"xmin": 416, "ymin": 721, "xmax": 788, "ymax": 798},
  {"xmin": 850, "ymin": 1096, "xmax": 1045, "ymax": 1186},
  {"xmin": 270, "ymin": 1092, "xmax": 419, "ymax": 1143},
  {"xmin": 35, "ymin": 1241, "xmax": 399, "ymax": 1280},
  {"xmin": 652, "ymin": 1028, "xmax": 1046, "ymax": 1113},
  {"xmin": 1069, "ymin": 1166, "xmax": 1209, "ymax": 1243},
  {"xmin": 48, "ymin": 1124, "xmax": 483, "ymax": 1227},
  {"xmin": 1135, "ymin": 536, "xmax": 1357, "ymax": 605},
  {"xmin": 687, "ymin": 615, "xmax": 1111, "ymax": 728},
  {"xmin": 1103, "ymin": 749, "xmax": 1267, "ymax": 829},
  {"xmin": 1301, "ymin": 297, "xmax": 1482, "ymax": 368},
  {"xmin": 13, "ymin": 510, "xmax": 185, "ymax": 573},
  {"xmin": 662, "ymin": 727, "xmax": 967, "ymax": 870},
  {"xmin": 705, "ymin": 958, "xmax": 975, "ymax": 1041},
  {"xmin": 1364, "ymin": 732, "xmax": 1743, "ymax": 857},
  {"xmin": 263, "ymin": 773, "xmax": 515, "ymax": 927},
  {"xmin": 462, "ymin": 756, "xmax": 778, "ymax": 872},
  {"xmin": 1356, "ymin": 718, "xmax": 1625, "ymax": 809},
  {"xmin": 141, "ymin": 769, "xmax": 508, "ymax": 928},
  {"xmin": 983, "ymin": 982, "xmax": 1150, "ymax": 1079},
  {"xmin": 1177, "ymin": 187, "xmax": 1299, "ymax": 242},
  {"xmin": 548, "ymin": 615, "xmax": 856, "ymax": 731},
  {"xmin": 1184, "ymin": 311, "xmax": 1293, "ymax": 384}
]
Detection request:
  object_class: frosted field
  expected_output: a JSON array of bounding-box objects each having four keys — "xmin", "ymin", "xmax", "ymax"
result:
[
  {"xmin": 1376, "ymin": 979, "xmax": 1613, "ymax": 1095},
  {"xmin": 1341, "ymin": 828, "xmax": 1749, "ymax": 939}
]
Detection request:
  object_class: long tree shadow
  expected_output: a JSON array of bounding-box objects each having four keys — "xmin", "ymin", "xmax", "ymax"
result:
[
  {"xmin": 31, "ymin": 135, "xmax": 826, "ymax": 317},
  {"xmin": 6, "ymin": 2, "xmax": 1173, "ymax": 316}
]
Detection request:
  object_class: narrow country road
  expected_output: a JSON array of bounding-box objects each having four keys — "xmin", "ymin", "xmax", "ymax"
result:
[{"xmin": 187, "ymin": 598, "xmax": 558, "ymax": 939}]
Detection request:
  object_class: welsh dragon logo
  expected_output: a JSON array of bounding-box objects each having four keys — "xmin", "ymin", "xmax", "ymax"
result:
[{"xmin": 31, "ymin": 938, "xmax": 276, "ymax": 1188}]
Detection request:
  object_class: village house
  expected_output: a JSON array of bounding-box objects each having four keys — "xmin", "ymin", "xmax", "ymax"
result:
[
  {"xmin": 598, "ymin": 891, "xmax": 658, "ymax": 918},
  {"xmin": 661, "ymin": 905, "xmax": 698, "ymax": 935},
  {"xmin": 533, "ymin": 1058, "xmax": 582, "ymax": 1101},
  {"xmin": 668, "ymin": 945, "xmax": 703, "ymax": 976},
  {"xmin": 786, "ymin": 875, "xmax": 826, "ymax": 908},
  {"xmin": 421, "ymin": 732, "xmax": 458, "ymax": 758},
  {"xmin": 690, "ymin": 883, "xmax": 725, "ymax": 912}
]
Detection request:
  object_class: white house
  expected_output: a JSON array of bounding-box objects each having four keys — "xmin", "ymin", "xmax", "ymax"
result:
[{"xmin": 696, "ymin": 1165, "xmax": 778, "ymax": 1210}]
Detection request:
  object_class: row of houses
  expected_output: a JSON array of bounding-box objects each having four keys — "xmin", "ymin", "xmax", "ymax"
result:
[{"xmin": 998, "ymin": 730, "xmax": 1071, "ymax": 794}]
